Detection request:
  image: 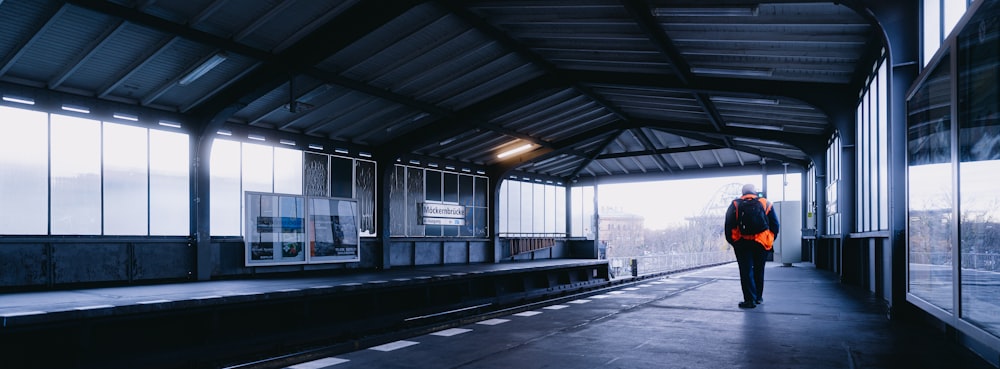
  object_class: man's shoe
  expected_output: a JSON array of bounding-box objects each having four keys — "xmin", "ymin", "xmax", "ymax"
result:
[
  {"xmin": 738, "ymin": 301, "xmax": 756, "ymax": 309},
  {"xmin": 755, "ymin": 298, "xmax": 763, "ymax": 304}
]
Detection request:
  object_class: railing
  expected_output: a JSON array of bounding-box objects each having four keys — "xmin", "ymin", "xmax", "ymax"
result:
[
  {"xmin": 507, "ymin": 237, "xmax": 556, "ymax": 257},
  {"xmin": 606, "ymin": 250, "xmax": 735, "ymax": 278}
]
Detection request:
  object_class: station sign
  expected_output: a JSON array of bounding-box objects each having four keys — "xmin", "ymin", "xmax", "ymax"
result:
[{"xmin": 419, "ymin": 202, "xmax": 466, "ymax": 225}]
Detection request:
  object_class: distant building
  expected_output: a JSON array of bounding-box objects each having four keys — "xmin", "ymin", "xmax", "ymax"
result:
[{"xmin": 598, "ymin": 207, "xmax": 645, "ymax": 258}]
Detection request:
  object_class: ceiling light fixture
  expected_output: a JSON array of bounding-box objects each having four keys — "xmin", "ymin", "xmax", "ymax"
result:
[
  {"xmin": 61, "ymin": 104, "xmax": 90, "ymax": 114},
  {"xmin": 113, "ymin": 113, "xmax": 138, "ymax": 121},
  {"xmin": 729, "ymin": 122, "xmax": 783, "ymax": 131},
  {"xmin": 308, "ymin": 144, "xmax": 324, "ymax": 150},
  {"xmin": 2, "ymin": 95, "xmax": 34, "ymax": 105},
  {"xmin": 691, "ymin": 67, "xmax": 773, "ymax": 77},
  {"xmin": 653, "ymin": 6, "xmax": 757, "ymax": 17},
  {"xmin": 711, "ymin": 96, "xmax": 779, "ymax": 105},
  {"xmin": 497, "ymin": 143, "xmax": 533, "ymax": 159},
  {"xmin": 159, "ymin": 121, "xmax": 182, "ymax": 128},
  {"xmin": 178, "ymin": 52, "xmax": 227, "ymax": 86}
]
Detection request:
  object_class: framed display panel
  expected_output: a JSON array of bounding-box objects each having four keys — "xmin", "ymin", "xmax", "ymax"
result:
[
  {"xmin": 245, "ymin": 192, "xmax": 360, "ymax": 266},
  {"xmin": 307, "ymin": 196, "xmax": 361, "ymax": 263}
]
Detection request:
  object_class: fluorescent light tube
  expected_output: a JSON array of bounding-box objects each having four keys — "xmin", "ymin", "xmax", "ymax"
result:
[
  {"xmin": 654, "ymin": 7, "xmax": 757, "ymax": 17},
  {"xmin": 308, "ymin": 144, "xmax": 324, "ymax": 150},
  {"xmin": 691, "ymin": 67, "xmax": 773, "ymax": 77},
  {"xmin": 61, "ymin": 104, "xmax": 90, "ymax": 113},
  {"xmin": 2, "ymin": 95, "xmax": 34, "ymax": 105},
  {"xmin": 497, "ymin": 143, "xmax": 533, "ymax": 159},
  {"xmin": 159, "ymin": 121, "xmax": 182, "ymax": 128},
  {"xmin": 178, "ymin": 53, "xmax": 227, "ymax": 86},
  {"xmin": 113, "ymin": 113, "xmax": 138, "ymax": 121},
  {"xmin": 711, "ymin": 96, "xmax": 779, "ymax": 105}
]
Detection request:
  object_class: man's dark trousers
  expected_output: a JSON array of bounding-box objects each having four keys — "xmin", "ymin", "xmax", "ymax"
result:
[{"xmin": 733, "ymin": 239, "xmax": 765, "ymax": 303}]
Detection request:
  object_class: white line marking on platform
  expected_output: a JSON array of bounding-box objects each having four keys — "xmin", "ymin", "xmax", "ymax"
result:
[
  {"xmin": 74, "ymin": 305, "xmax": 114, "ymax": 310},
  {"xmin": 137, "ymin": 299, "xmax": 171, "ymax": 304},
  {"xmin": 193, "ymin": 295, "xmax": 222, "ymax": 300},
  {"xmin": 608, "ymin": 291, "xmax": 625, "ymax": 295},
  {"xmin": 276, "ymin": 288, "xmax": 300, "ymax": 292},
  {"xmin": 1, "ymin": 311, "xmax": 45, "ymax": 317},
  {"xmin": 431, "ymin": 328, "xmax": 472, "ymax": 337},
  {"xmin": 639, "ymin": 284, "xmax": 653, "ymax": 287},
  {"xmin": 624, "ymin": 287, "xmax": 640, "ymax": 291},
  {"xmin": 477, "ymin": 318, "xmax": 510, "ymax": 325},
  {"xmin": 543, "ymin": 305, "xmax": 569, "ymax": 310},
  {"xmin": 514, "ymin": 311, "xmax": 542, "ymax": 317},
  {"xmin": 287, "ymin": 357, "xmax": 350, "ymax": 368},
  {"xmin": 310, "ymin": 285, "xmax": 333, "ymax": 289},
  {"xmin": 369, "ymin": 340, "xmax": 419, "ymax": 352},
  {"xmin": 569, "ymin": 299, "xmax": 591, "ymax": 304},
  {"xmin": 591, "ymin": 294, "xmax": 611, "ymax": 299}
]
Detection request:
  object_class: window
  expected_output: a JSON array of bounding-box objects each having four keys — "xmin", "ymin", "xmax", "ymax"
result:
[
  {"xmin": 103, "ymin": 123, "xmax": 149, "ymax": 235},
  {"xmin": 499, "ymin": 179, "xmax": 567, "ymax": 237},
  {"xmin": 907, "ymin": 52, "xmax": 954, "ymax": 313},
  {"xmin": 149, "ymin": 129, "xmax": 189, "ymax": 235},
  {"xmin": 825, "ymin": 134, "xmax": 841, "ymax": 235},
  {"xmin": 0, "ymin": 107, "xmax": 48, "ymax": 234},
  {"xmin": 50, "ymin": 114, "xmax": 102, "ymax": 235},
  {"xmin": 855, "ymin": 56, "xmax": 890, "ymax": 233},
  {"xmin": 389, "ymin": 165, "xmax": 487, "ymax": 238}
]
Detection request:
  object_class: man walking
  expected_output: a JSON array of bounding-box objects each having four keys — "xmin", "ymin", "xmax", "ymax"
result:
[{"xmin": 724, "ymin": 184, "xmax": 779, "ymax": 309}]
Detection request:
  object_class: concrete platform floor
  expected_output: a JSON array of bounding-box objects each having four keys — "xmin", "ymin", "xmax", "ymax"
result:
[{"xmin": 279, "ymin": 262, "xmax": 996, "ymax": 369}]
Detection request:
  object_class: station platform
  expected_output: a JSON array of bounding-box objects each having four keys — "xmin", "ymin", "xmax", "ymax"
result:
[
  {"xmin": 265, "ymin": 262, "xmax": 996, "ymax": 369},
  {"xmin": 0, "ymin": 259, "xmax": 610, "ymax": 369}
]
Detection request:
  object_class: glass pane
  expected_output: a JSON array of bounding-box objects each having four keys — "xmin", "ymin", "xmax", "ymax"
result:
[
  {"xmin": 150, "ymin": 129, "xmax": 189, "ymax": 235},
  {"xmin": 274, "ymin": 147, "xmax": 302, "ymax": 195},
  {"xmin": 459, "ymin": 175, "xmax": 474, "ymax": 207},
  {"xmin": 406, "ymin": 167, "xmax": 424, "ymax": 236},
  {"xmin": 0, "ymin": 107, "xmax": 48, "ymax": 234},
  {"xmin": 329, "ymin": 156, "xmax": 352, "ymax": 198},
  {"xmin": 923, "ymin": 0, "xmax": 941, "ymax": 66},
  {"xmin": 555, "ymin": 185, "xmax": 566, "ymax": 235},
  {"xmin": 242, "ymin": 143, "xmax": 273, "ymax": 193},
  {"xmin": 958, "ymin": 18, "xmax": 1000, "ymax": 336},
  {"xmin": 533, "ymin": 183, "xmax": 545, "ymax": 233},
  {"xmin": 389, "ymin": 165, "xmax": 407, "ymax": 236},
  {"xmin": 499, "ymin": 181, "xmax": 509, "ymax": 233},
  {"xmin": 426, "ymin": 170, "xmax": 442, "ymax": 202},
  {"xmin": 356, "ymin": 160, "xmax": 376, "ymax": 237},
  {"xmin": 444, "ymin": 173, "xmax": 458, "ymax": 203},
  {"xmin": 103, "ymin": 123, "xmax": 149, "ymax": 235},
  {"xmin": 210, "ymin": 139, "xmax": 242, "ymax": 236},
  {"xmin": 50, "ymin": 114, "xmax": 101, "ymax": 235},
  {"xmin": 545, "ymin": 185, "xmax": 556, "ymax": 233},
  {"xmin": 521, "ymin": 182, "xmax": 534, "ymax": 233},
  {"xmin": 303, "ymin": 152, "xmax": 328, "ymax": 197},
  {"xmin": 907, "ymin": 54, "xmax": 954, "ymax": 312},
  {"xmin": 878, "ymin": 63, "xmax": 890, "ymax": 230}
]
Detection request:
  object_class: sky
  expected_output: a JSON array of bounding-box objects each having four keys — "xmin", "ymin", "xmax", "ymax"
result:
[{"xmin": 598, "ymin": 173, "xmax": 802, "ymax": 230}]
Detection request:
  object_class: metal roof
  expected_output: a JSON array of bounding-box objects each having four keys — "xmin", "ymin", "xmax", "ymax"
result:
[{"xmin": 0, "ymin": 0, "xmax": 880, "ymax": 182}]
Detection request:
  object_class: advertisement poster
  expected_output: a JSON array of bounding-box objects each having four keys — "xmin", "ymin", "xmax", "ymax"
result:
[{"xmin": 245, "ymin": 192, "xmax": 360, "ymax": 266}]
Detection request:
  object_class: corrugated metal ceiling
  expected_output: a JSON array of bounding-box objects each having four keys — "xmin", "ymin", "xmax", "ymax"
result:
[{"xmin": 0, "ymin": 0, "xmax": 880, "ymax": 183}]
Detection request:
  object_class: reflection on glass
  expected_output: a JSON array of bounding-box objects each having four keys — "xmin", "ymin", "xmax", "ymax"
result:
[
  {"xmin": 103, "ymin": 123, "xmax": 149, "ymax": 235},
  {"xmin": 0, "ymin": 107, "xmax": 48, "ymax": 234},
  {"xmin": 907, "ymin": 54, "xmax": 954, "ymax": 312},
  {"xmin": 958, "ymin": 14, "xmax": 1000, "ymax": 337},
  {"xmin": 51, "ymin": 114, "xmax": 101, "ymax": 235}
]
